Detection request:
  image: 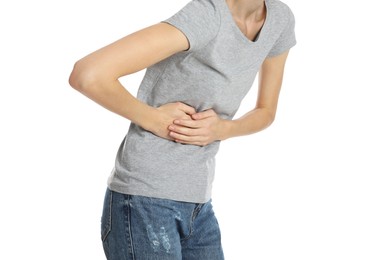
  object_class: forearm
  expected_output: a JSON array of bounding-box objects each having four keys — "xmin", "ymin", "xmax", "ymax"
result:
[
  {"xmin": 220, "ymin": 51, "xmax": 290, "ymax": 140},
  {"xmin": 70, "ymin": 73, "xmax": 158, "ymax": 132},
  {"xmin": 221, "ymin": 108, "xmax": 275, "ymax": 140},
  {"xmin": 69, "ymin": 64, "xmax": 198, "ymax": 141}
]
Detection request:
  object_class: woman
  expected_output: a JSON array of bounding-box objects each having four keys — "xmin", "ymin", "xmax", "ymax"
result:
[{"xmin": 69, "ymin": 0, "xmax": 296, "ymax": 259}]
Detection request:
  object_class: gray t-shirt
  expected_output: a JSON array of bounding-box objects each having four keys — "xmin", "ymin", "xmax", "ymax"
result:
[{"xmin": 108, "ymin": 0, "xmax": 296, "ymax": 203}]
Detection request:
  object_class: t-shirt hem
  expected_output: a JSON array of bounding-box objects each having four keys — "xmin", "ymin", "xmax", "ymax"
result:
[
  {"xmin": 161, "ymin": 21, "xmax": 192, "ymax": 51},
  {"xmin": 267, "ymin": 39, "xmax": 297, "ymax": 58},
  {"xmin": 107, "ymin": 183, "xmax": 212, "ymax": 204}
]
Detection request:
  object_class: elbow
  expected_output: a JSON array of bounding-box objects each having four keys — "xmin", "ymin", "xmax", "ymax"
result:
[
  {"xmin": 69, "ymin": 61, "xmax": 86, "ymax": 91},
  {"xmin": 261, "ymin": 108, "xmax": 276, "ymax": 129},
  {"xmin": 268, "ymin": 111, "xmax": 276, "ymax": 126},
  {"xmin": 265, "ymin": 113, "xmax": 276, "ymax": 129},
  {"xmin": 68, "ymin": 60, "xmax": 98, "ymax": 93}
]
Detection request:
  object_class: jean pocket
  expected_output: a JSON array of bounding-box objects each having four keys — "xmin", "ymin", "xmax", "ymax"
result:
[{"xmin": 101, "ymin": 189, "xmax": 113, "ymax": 242}]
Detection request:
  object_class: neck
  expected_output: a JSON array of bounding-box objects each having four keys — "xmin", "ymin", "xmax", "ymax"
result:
[{"xmin": 226, "ymin": 0, "xmax": 266, "ymax": 21}]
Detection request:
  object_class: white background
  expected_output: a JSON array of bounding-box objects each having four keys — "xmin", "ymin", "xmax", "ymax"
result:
[{"xmin": 1, "ymin": 0, "xmax": 389, "ymax": 259}]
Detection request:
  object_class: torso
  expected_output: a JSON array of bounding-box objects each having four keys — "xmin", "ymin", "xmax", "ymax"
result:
[{"xmin": 108, "ymin": 0, "xmax": 295, "ymax": 203}]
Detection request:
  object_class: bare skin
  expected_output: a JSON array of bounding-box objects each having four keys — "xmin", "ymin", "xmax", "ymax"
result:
[
  {"xmin": 226, "ymin": 0, "xmax": 267, "ymax": 41},
  {"xmin": 69, "ymin": 0, "xmax": 290, "ymax": 146}
]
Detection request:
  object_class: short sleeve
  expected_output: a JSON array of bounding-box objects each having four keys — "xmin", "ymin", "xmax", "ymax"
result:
[
  {"xmin": 163, "ymin": 0, "xmax": 221, "ymax": 52},
  {"xmin": 267, "ymin": 7, "xmax": 297, "ymax": 57}
]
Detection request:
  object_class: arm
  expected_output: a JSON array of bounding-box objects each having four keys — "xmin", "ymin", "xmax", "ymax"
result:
[
  {"xmin": 169, "ymin": 50, "xmax": 290, "ymax": 146},
  {"xmin": 69, "ymin": 23, "xmax": 195, "ymax": 140},
  {"xmin": 222, "ymin": 50, "xmax": 290, "ymax": 137}
]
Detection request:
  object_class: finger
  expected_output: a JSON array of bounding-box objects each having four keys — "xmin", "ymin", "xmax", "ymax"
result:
[
  {"xmin": 172, "ymin": 118, "xmax": 200, "ymax": 128},
  {"xmin": 180, "ymin": 114, "xmax": 192, "ymax": 120},
  {"xmin": 173, "ymin": 134, "xmax": 209, "ymax": 146},
  {"xmin": 169, "ymin": 124, "xmax": 202, "ymax": 136},
  {"xmin": 169, "ymin": 130, "xmax": 202, "ymax": 141},
  {"xmin": 174, "ymin": 139, "xmax": 205, "ymax": 147},
  {"xmin": 192, "ymin": 109, "xmax": 215, "ymax": 120},
  {"xmin": 177, "ymin": 102, "xmax": 196, "ymax": 115}
]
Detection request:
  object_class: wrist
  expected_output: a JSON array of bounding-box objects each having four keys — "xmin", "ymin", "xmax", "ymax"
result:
[
  {"xmin": 140, "ymin": 107, "xmax": 161, "ymax": 132},
  {"xmin": 218, "ymin": 119, "xmax": 233, "ymax": 141},
  {"xmin": 130, "ymin": 101, "xmax": 158, "ymax": 131}
]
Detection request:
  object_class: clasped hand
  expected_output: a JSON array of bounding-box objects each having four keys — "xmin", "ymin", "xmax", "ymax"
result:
[{"xmin": 155, "ymin": 102, "xmax": 225, "ymax": 146}]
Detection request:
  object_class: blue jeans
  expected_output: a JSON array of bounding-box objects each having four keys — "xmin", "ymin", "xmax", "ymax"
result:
[{"xmin": 101, "ymin": 188, "xmax": 224, "ymax": 260}]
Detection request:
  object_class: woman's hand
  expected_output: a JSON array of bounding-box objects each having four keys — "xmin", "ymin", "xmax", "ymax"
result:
[
  {"xmin": 168, "ymin": 109, "xmax": 228, "ymax": 146},
  {"xmin": 150, "ymin": 102, "xmax": 196, "ymax": 141}
]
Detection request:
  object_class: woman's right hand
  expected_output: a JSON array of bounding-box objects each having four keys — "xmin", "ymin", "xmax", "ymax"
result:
[{"xmin": 150, "ymin": 102, "xmax": 196, "ymax": 141}]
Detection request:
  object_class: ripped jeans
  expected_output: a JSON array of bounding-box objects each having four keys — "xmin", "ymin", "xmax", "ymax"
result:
[{"xmin": 101, "ymin": 188, "xmax": 224, "ymax": 260}]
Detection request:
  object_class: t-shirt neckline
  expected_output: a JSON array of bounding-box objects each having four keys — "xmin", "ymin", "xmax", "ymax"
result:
[{"xmin": 221, "ymin": 0, "xmax": 271, "ymax": 44}]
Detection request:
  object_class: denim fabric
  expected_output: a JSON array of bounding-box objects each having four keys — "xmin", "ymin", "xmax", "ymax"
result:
[{"xmin": 101, "ymin": 188, "xmax": 224, "ymax": 260}]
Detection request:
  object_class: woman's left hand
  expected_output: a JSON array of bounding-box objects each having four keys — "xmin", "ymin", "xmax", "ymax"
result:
[{"xmin": 168, "ymin": 109, "xmax": 227, "ymax": 146}]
